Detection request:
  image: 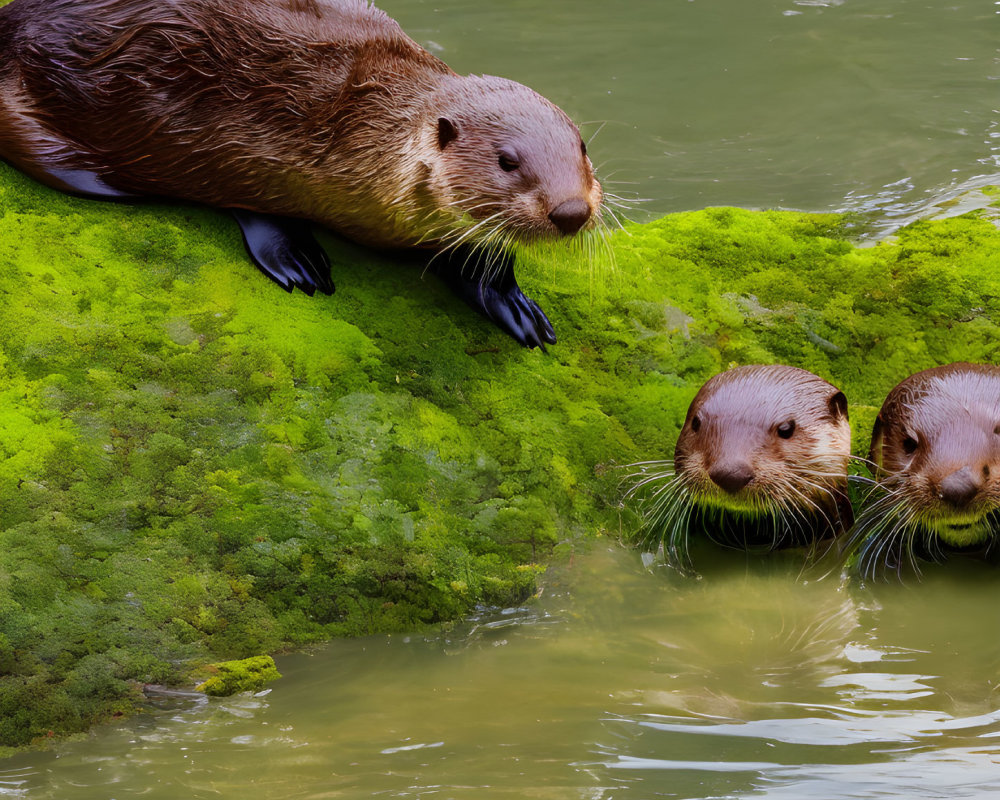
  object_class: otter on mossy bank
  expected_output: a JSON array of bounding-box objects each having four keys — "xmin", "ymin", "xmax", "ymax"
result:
[
  {"xmin": 848, "ymin": 362, "xmax": 1000, "ymax": 579},
  {"xmin": 626, "ymin": 365, "xmax": 854, "ymax": 573},
  {"xmin": 0, "ymin": 0, "xmax": 604, "ymax": 348}
]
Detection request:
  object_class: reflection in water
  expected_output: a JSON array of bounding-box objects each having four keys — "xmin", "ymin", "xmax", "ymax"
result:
[
  {"xmin": 6, "ymin": 546, "xmax": 1000, "ymax": 798},
  {"xmin": 0, "ymin": 768, "xmax": 33, "ymax": 799}
]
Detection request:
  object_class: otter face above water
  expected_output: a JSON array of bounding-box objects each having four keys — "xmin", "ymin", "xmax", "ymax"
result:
[
  {"xmin": 675, "ymin": 365, "xmax": 852, "ymax": 521},
  {"xmin": 627, "ymin": 365, "xmax": 853, "ymax": 572},
  {"xmin": 0, "ymin": 0, "xmax": 603, "ymax": 349},
  {"xmin": 426, "ymin": 77, "xmax": 602, "ymax": 247},
  {"xmin": 853, "ymin": 363, "xmax": 1000, "ymax": 576}
]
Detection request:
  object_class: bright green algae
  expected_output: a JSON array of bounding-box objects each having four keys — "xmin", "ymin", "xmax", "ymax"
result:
[
  {"xmin": 195, "ymin": 655, "xmax": 281, "ymax": 697},
  {"xmin": 2, "ymin": 160, "xmax": 1000, "ymax": 746}
]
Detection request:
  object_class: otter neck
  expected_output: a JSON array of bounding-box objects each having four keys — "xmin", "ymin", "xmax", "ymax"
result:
[
  {"xmin": 356, "ymin": 74, "xmax": 470, "ymax": 249},
  {"xmin": 303, "ymin": 70, "xmax": 455, "ymax": 249}
]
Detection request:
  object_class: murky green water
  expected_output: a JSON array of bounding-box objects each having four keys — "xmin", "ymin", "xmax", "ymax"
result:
[
  {"xmin": 5, "ymin": 0, "xmax": 1000, "ymax": 796},
  {"xmin": 5, "ymin": 546, "xmax": 1000, "ymax": 798},
  {"xmin": 387, "ymin": 0, "xmax": 1000, "ymax": 232}
]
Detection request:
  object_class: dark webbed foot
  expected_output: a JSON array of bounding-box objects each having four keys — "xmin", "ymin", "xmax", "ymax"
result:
[
  {"xmin": 431, "ymin": 247, "xmax": 557, "ymax": 350},
  {"xmin": 475, "ymin": 280, "xmax": 557, "ymax": 350},
  {"xmin": 231, "ymin": 210, "xmax": 334, "ymax": 296},
  {"xmin": 43, "ymin": 167, "xmax": 139, "ymax": 199}
]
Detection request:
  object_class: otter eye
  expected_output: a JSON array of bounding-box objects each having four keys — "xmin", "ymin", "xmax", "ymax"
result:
[
  {"xmin": 902, "ymin": 435, "xmax": 918, "ymax": 455},
  {"xmin": 581, "ymin": 140, "xmax": 587, "ymax": 157},
  {"xmin": 691, "ymin": 415, "xmax": 701, "ymax": 433},
  {"xmin": 994, "ymin": 423, "xmax": 1000, "ymax": 436},
  {"xmin": 498, "ymin": 151, "xmax": 520, "ymax": 172},
  {"xmin": 777, "ymin": 420, "xmax": 795, "ymax": 439}
]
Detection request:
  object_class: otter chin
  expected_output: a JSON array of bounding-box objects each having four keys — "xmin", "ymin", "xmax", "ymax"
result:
[
  {"xmin": 0, "ymin": 0, "xmax": 604, "ymax": 349},
  {"xmin": 626, "ymin": 365, "xmax": 853, "ymax": 572},
  {"xmin": 850, "ymin": 362, "xmax": 1000, "ymax": 577}
]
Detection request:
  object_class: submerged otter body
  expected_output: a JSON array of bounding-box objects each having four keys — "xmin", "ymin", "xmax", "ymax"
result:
[
  {"xmin": 852, "ymin": 362, "xmax": 1000, "ymax": 576},
  {"xmin": 0, "ymin": 0, "xmax": 602, "ymax": 347},
  {"xmin": 629, "ymin": 365, "xmax": 853, "ymax": 571}
]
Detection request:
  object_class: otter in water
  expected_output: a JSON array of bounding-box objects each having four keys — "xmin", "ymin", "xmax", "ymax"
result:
[
  {"xmin": 626, "ymin": 365, "xmax": 853, "ymax": 572},
  {"xmin": 849, "ymin": 362, "xmax": 1000, "ymax": 578},
  {"xmin": 0, "ymin": 0, "xmax": 603, "ymax": 348}
]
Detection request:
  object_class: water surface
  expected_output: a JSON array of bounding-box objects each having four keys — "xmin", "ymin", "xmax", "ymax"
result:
[
  {"xmin": 385, "ymin": 0, "xmax": 1000, "ymax": 232},
  {"xmin": 5, "ymin": 546, "xmax": 1000, "ymax": 798}
]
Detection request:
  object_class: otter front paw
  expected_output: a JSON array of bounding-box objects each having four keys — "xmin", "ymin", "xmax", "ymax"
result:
[
  {"xmin": 431, "ymin": 246, "xmax": 557, "ymax": 350},
  {"xmin": 477, "ymin": 282, "xmax": 557, "ymax": 350}
]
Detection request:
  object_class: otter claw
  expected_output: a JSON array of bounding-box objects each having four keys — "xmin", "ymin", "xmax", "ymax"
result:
[
  {"xmin": 485, "ymin": 289, "xmax": 532, "ymax": 347},
  {"xmin": 522, "ymin": 295, "xmax": 557, "ymax": 345}
]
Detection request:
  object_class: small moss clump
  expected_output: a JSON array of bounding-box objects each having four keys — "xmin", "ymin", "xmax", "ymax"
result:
[
  {"xmin": 3, "ymin": 157, "xmax": 1000, "ymax": 746},
  {"xmin": 195, "ymin": 655, "xmax": 281, "ymax": 697}
]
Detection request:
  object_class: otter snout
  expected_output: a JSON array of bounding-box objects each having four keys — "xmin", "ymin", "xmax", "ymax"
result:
[
  {"xmin": 936, "ymin": 466, "xmax": 981, "ymax": 508},
  {"xmin": 709, "ymin": 461, "xmax": 755, "ymax": 495},
  {"xmin": 548, "ymin": 199, "xmax": 591, "ymax": 235}
]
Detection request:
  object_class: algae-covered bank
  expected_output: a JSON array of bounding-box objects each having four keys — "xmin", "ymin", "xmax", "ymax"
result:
[{"xmin": 2, "ymin": 160, "xmax": 1000, "ymax": 747}]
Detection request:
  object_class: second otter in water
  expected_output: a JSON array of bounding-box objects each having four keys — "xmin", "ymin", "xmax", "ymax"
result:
[
  {"xmin": 627, "ymin": 365, "xmax": 853, "ymax": 572},
  {"xmin": 0, "ymin": 0, "xmax": 603, "ymax": 348},
  {"xmin": 849, "ymin": 362, "xmax": 1000, "ymax": 577}
]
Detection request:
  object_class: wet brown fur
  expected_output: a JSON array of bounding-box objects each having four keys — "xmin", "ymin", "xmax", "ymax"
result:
[
  {"xmin": 0, "ymin": 0, "xmax": 602, "ymax": 250},
  {"xmin": 674, "ymin": 364, "xmax": 853, "ymax": 535},
  {"xmin": 867, "ymin": 362, "xmax": 1000, "ymax": 547}
]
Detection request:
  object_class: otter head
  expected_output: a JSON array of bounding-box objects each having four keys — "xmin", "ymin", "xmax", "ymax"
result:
[
  {"xmin": 674, "ymin": 365, "xmax": 852, "ymax": 524},
  {"xmin": 867, "ymin": 363, "xmax": 1000, "ymax": 549},
  {"xmin": 426, "ymin": 75, "xmax": 602, "ymax": 247}
]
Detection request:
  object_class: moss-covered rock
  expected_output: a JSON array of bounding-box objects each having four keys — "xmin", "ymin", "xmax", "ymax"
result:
[
  {"xmin": 195, "ymin": 655, "xmax": 281, "ymax": 697},
  {"xmin": 2, "ymin": 158, "xmax": 1000, "ymax": 745}
]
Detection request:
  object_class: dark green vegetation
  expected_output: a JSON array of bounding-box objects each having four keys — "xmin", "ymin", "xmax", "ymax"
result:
[{"xmin": 2, "ymin": 158, "xmax": 1000, "ymax": 747}]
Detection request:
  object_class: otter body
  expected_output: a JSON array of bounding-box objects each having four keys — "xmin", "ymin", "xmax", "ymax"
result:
[
  {"xmin": 629, "ymin": 365, "xmax": 853, "ymax": 571},
  {"xmin": 853, "ymin": 362, "xmax": 1000, "ymax": 575},
  {"xmin": 0, "ymin": 0, "xmax": 602, "ymax": 347}
]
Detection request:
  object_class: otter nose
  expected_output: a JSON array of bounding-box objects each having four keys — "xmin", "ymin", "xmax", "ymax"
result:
[
  {"xmin": 938, "ymin": 466, "xmax": 980, "ymax": 508},
  {"xmin": 709, "ymin": 462, "xmax": 754, "ymax": 495},
  {"xmin": 548, "ymin": 199, "xmax": 591, "ymax": 235}
]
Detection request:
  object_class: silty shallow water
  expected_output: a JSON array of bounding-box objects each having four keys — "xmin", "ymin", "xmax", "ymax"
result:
[{"xmin": 3, "ymin": 546, "xmax": 1000, "ymax": 798}]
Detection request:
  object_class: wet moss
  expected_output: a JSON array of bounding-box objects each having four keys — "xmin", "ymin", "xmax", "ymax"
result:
[
  {"xmin": 2, "ymin": 158, "xmax": 1000, "ymax": 745},
  {"xmin": 195, "ymin": 655, "xmax": 281, "ymax": 697}
]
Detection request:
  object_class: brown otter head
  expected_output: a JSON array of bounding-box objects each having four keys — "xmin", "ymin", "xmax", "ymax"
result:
[
  {"xmin": 423, "ymin": 75, "xmax": 602, "ymax": 248},
  {"xmin": 863, "ymin": 362, "xmax": 1000, "ymax": 556},
  {"xmin": 626, "ymin": 365, "xmax": 852, "ymax": 573},
  {"xmin": 673, "ymin": 364, "xmax": 853, "ymax": 534}
]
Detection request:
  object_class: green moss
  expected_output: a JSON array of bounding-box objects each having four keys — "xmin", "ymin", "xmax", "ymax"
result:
[
  {"xmin": 195, "ymin": 655, "xmax": 281, "ymax": 697},
  {"xmin": 3, "ymin": 158, "xmax": 1000, "ymax": 745}
]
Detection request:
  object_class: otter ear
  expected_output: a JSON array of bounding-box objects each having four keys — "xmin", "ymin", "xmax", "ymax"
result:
[
  {"xmin": 828, "ymin": 390, "xmax": 848, "ymax": 421},
  {"xmin": 438, "ymin": 118, "xmax": 458, "ymax": 150}
]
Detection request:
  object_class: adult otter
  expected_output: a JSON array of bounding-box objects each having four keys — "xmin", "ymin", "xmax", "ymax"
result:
[
  {"xmin": 850, "ymin": 362, "xmax": 1000, "ymax": 578},
  {"xmin": 0, "ymin": 0, "xmax": 603, "ymax": 348},
  {"xmin": 627, "ymin": 365, "xmax": 853, "ymax": 572}
]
